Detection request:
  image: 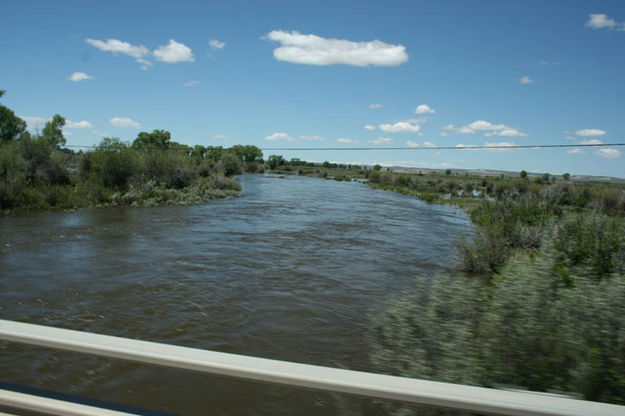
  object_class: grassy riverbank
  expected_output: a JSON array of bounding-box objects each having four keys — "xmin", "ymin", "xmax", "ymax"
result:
[{"xmin": 266, "ymin": 158, "xmax": 625, "ymax": 407}]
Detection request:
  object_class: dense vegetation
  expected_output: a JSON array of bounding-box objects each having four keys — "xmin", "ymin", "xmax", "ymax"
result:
[
  {"xmin": 265, "ymin": 157, "xmax": 625, "ymax": 410},
  {"xmin": 0, "ymin": 91, "xmax": 263, "ymax": 212}
]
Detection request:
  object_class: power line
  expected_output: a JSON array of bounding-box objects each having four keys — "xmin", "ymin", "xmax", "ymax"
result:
[
  {"xmin": 262, "ymin": 143, "xmax": 625, "ymax": 151},
  {"xmin": 61, "ymin": 143, "xmax": 625, "ymax": 151}
]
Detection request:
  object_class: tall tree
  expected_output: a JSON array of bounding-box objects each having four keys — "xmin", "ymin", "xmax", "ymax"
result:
[
  {"xmin": 41, "ymin": 114, "xmax": 66, "ymax": 147},
  {"xmin": 0, "ymin": 90, "xmax": 27, "ymax": 142},
  {"xmin": 133, "ymin": 129, "xmax": 171, "ymax": 150}
]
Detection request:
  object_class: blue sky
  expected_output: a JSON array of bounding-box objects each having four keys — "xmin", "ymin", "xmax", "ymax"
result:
[{"xmin": 2, "ymin": 0, "xmax": 624, "ymax": 177}]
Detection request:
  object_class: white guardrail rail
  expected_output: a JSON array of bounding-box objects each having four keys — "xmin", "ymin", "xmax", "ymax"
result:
[{"xmin": 0, "ymin": 319, "xmax": 624, "ymax": 416}]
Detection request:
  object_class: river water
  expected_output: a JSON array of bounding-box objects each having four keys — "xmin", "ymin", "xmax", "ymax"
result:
[{"xmin": 0, "ymin": 174, "xmax": 473, "ymax": 415}]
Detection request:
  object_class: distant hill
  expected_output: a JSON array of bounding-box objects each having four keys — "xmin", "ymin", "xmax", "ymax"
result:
[{"xmin": 386, "ymin": 166, "xmax": 625, "ymax": 184}]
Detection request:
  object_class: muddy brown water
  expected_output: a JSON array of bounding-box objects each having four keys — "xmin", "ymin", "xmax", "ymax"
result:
[{"xmin": 0, "ymin": 174, "xmax": 473, "ymax": 415}]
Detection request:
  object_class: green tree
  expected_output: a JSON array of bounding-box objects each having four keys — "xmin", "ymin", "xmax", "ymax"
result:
[
  {"xmin": 230, "ymin": 145, "xmax": 263, "ymax": 164},
  {"xmin": 132, "ymin": 129, "xmax": 171, "ymax": 150},
  {"xmin": 267, "ymin": 154, "xmax": 285, "ymax": 170},
  {"xmin": 563, "ymin": 173, "xmax": 571, "ymax": 181},
  {"xmin": 0, "ymin": 90, "xmax": 27, "ymax": 142},
  {"xmin": 520, "ymin": 170, "xmax": 528, "ymax": 179},
  {"xmin": 373, "ymin": 164, "xmax": 382, "ymax": 171},
  {"xmin": 41, "ymin": 114, "xmax": 66, "ymax": 147}
]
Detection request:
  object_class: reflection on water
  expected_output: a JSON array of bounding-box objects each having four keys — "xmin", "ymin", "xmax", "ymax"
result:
[{"xmin": 0, "ymin": 174, "xmax": 473, "ymax": 415}]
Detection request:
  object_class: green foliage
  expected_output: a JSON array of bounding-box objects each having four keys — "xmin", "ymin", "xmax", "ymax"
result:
[
  {"xmin": 371, "ymin": 242, "xmax": 625, "ymax": 405},
  {"xmin": 266, "ymin": 154, "xmax": 285, "ymax": 170},
  {"xmin": 220, "ymin": 152, "xmax": 243, "ymax": 176},
  {"xmin": 520, "ymin": 170, "xmax": 528, "ymax": 178},
  {"xmin": 133, "ymin": 129, "xmax": 171, "ymax": 149},
  {"xmin": 41, "ymin": 114, "xmax": 66, "ymax": 147},
  {"xmin": 373, "ymin": 164, "xmax": 382, "ymax": 171},
  {"xmin": 0, "ymin": 91, "xmax": 27, "ymax": 143},
  {"xmin": 81, "ymin": 138, "xmax": 136, "ymax": 190}
]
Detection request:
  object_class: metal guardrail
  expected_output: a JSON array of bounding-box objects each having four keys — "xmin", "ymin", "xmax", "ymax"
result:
[{"xmin": 1, "ymin": 319, "xmax": 624, "ymax": 416}]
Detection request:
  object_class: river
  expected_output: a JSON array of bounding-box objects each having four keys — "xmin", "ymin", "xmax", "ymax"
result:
[{"xmin": 0, "ymin": 174, "xmax": 473, "ymax": 415}]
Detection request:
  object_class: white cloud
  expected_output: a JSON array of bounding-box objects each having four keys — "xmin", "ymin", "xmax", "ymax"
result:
[
  {"xmin": 265, "ymin": 132, "xmax": 295, "ymax": 141},
  {"xmin": 484, "ymin": 141, "xmax": 518, "ymax": 152},
  {"xmin": 265, "ymin": 30, "xmax": 408, "ymax": 67},
  {"xmin": 68, "ymin": 72, "xmax": 94, "ymax": 82},
  {"xmin": 586, "ymin": 14, "xmax": 625, "ymax": 30},
  {"xmin": 498, "ymin": 129, "xmax": 527, "ymax": 137},
  {"xmin": 209, "ymin": 39, "xmax": 225, "ymax": 50},
  {"xmin": 575, "ymin": 128, "xmax": 606, "ymax": 137},
  {"xmin": 153, "ymin": 39, "xmax": 194, "ymax": 63},
  {"xmin": 595, "ymin": 148, "xmax": 622, "ymax": 159},
  {"xmin": 62, "ymin": 130, "xmax": 73, "ymax": 137},
  {"xmin": 370, "ymin": 137, "xmax": 393, "ymax": 145},
  {"xmin": 66, "ymin": 120, "xmax": 93, "ymax": 129},
  {"xmin": 379, "ymin": 121, "xmax": 421, "ymax": 133},
  {"xmin": 415, "ymin": 104, "xmax": 435, "ymax": 114},
  {"xmin": 369, "ymin": 103, "xmax": 383, "ymax": 110},
  {"xmin": 423, "ymin": 141, "xmax": 436, "ymax": 148},
  {"xmin": 300, "ymin": 135, "xmax": 327, "ymax": 141},
  {"xmin": 92, "ymin": 130, "xmax": 110, "ymax": 137},
  {"xmin": 364, "ymin": 124, "xmax": 376, "ymax": 130},
  {"xmin": 445, "ymin": 120, "xmax": 526, "ymax": 137},
  {"xmin": 20, "ymin": 116, "xmax": 49, "ymax": 130},
  {"xmin": 580, "ymin": 139, "xmax": 604, "ymax": 145},
  {"xmin": 110, "ymin": 117, "xmax": 140, "ymax": 128},
  {"xmin": 439, "ymin": 132, "xmax": 448, "ymax": 137},
  {"xmin": 212, "ymin": 134, "xmax": 228, "ymax": 139},
  {"xmin": 406, "ymin": 140, "xmax": 419, "ymax": 147},
  {"xmin": 519, "ymin": 76, "xmax": 534, "ymax": 84},
  {"xmin": 337, "ymin": 138, "xmax": 358, "ymax": 144},
  {"xmin": 565, "ymin": 148, "xmax": 585, "ymax": 154},
  {"xmin": 184, "ymin": 80, "xmax": 201, "ymax": 87},
  {"xmin": 85, "ymin": 38, "xmax": 151, "ymax": 66}
]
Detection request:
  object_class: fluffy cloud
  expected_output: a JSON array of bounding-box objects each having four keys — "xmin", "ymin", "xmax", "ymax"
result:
[
  {"xmin": 580, "ymin": 139, "xmax": 604, "ymax": 145},
  {"xmin": 423, "ymin": 141, "xmax": 436, "ymax": 148},
  {"xmin": 444, "ymin": 120, "xmax": 526, "ymax": 137},
  {"xmin": 337, "ymin": 138, "xmax": 358, "ymax": 144},
  {"xmin": 406, "ymin": 140, "xmax": 419, "ymax": 147},
  {"xmin": 586, "ymin": 14, "xmax": 625, "ymax": 30},
  {"xmin": 566, "ymin": 148, "xmax": 585, "ymax": 155},
  {"xmin": 415, "ymin": 104, "xmax": 435, "ymax": 114},
  {"xmin": 370, "ymin": 137, "xmax": 393, "ymax": 145},
  {"xmin": 540, "ymin": 61, "xmax": 561, "ymax": 66},
  {"xmin": 110, "ymin": 117, "xmax": 140, "ymax": 128},
  {"xmin": 265, "ymin": 132, "xmax": 295, "ymax": 141},
  {"xmin": 209, "ymin": 39, "xmax": 225, "ymax": 50},
  {"xmin": 86, "ymin": 38, "xmax": 194, "ymax": 68},
  {"xmin": 518, "ymin": 76, "xmax": 534, "ymax": 84},
  {"xmin": 20, "ymin": 116, "xmax": 49, "ymax": 130},
  {"xmin": 484, "ymin": 141, "xmax": 518, "ymax": 152},
  {"xmin": 364, "ymin": 124, "xmax": 376, "ymax": 130},
  {"xmin": 212, "ymin": 134, "xmax": 228, "ymax": 139},
  {"xmin": 300, "ymin": 135, "xmax": 327, "ymax": 141},
  {"xmin": 575, "ymin": 128, "xmax": 606, "ymax": 137},
  {"xmin": 379, "ymin": 121, "xmax": 421, "ymax": 133},
  {"xmin": 595, "ymin": 148, "xmax": 622, "ymax": 159},
  {"xmin": 65, "ymin": 120, "xmax": 93, "ymax": 129},
  {"xmin": 184, "ymin": 80, "xmax": 201, "ymax": 87},
  {"xmin": 67, "ymin": 72, "xmax": 94, "ymax": 82},
  {"xmin": 455, "ymin": 142, "xmax": 518, "ymax": 152},
  {"xmin": 369, "ymin": 103, "xmax": 383, "ymax": 110},
  {"xmin": 265, "ymin": 30, "xmax": 408, "ymax": 67},
  {"xmin": 85, "ymin": 38, "xmax": 151, "ymax": 67},
  {"xmin": 498, "ymin": 129, "xmax": 527, "ymax": 137},
  {"xmin": 153, "ymin": 39, "xmax": 194, "ymax": 63}
]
